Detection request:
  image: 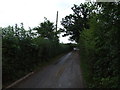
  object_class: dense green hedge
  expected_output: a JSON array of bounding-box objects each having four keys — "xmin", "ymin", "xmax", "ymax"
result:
[
  {"xmin": 2, "ymin": 25, "xmax": 71, "ymax": 87},
  {"xmin": 79, "ymin": 2, "xmax": 120, "ymax": 88}
]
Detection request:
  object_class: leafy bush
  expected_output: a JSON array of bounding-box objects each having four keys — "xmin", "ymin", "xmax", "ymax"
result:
[{"xmin": 79, "ymin": 2, "xmax": 120, "ymax": 88}]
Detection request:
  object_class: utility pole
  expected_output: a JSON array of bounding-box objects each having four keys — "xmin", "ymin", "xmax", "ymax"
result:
[{"xmin": 56, "ymin": 11, "xmax": 58, "ymax": 32}]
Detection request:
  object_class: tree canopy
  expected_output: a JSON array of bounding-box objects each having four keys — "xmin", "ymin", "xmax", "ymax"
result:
[
  {"xmin": 34, "ymin": 18, "xmax": 59, "ymax": 42},
  {"xmin": 61, "ymin": 2, "xmax": 95, "ymax": 43}
]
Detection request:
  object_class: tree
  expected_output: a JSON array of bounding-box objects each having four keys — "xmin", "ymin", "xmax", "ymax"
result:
[
  {"xmin": 61, "ymin": 3, "xmax": 95, "ymax": 43},
  {"xmin": 34, "ymin": 18, "xmax": 59, "ymax": 42}
]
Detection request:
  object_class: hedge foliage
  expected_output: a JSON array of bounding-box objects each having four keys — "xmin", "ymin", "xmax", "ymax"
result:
[{"xmin": 79, "ymin": 2, "xmax": 120, "ymax": 88}]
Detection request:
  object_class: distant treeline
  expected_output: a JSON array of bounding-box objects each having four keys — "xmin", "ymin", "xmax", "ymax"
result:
[
  {"xmin": 61, "ymin": 2, "xmax": 120, "ymax": 88},
  {"xmin": 2, "ymin": 19, "xmax": 72, "ymax": 87}
]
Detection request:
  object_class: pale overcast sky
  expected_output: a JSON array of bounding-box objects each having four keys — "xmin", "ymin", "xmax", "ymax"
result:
[{"xmin": 0, "ymin": 0, "xmax": 85, "ymax": 43}]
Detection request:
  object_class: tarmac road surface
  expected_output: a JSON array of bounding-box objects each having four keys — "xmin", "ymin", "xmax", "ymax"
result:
[{"xmin": 13, "ymin": 51, "xmax": 85, "ymax": 88}]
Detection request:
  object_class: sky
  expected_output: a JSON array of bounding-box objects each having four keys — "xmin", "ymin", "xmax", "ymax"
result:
[{"xmin": 0, "ymin": 0, "xmax": 85, "ymax": 43}]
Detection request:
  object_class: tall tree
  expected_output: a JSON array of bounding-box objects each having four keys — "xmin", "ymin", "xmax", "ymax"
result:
[
  {"xmin": 34, "ymin": 18, "xmax": 59, "ymax": 42},
  {"xmin": 61, "ymin": 3, "xmax": 95, "ymax": 43}
]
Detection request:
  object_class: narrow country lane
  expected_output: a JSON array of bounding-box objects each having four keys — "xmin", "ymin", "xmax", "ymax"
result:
[{"xmin": 13, "ymin": 51, "xmax": 85, "ymax": 88}]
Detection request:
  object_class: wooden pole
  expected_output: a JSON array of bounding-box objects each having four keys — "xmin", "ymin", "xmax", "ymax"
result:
[{"xmin": 56, "ymin": 11, "xmax": 58, "ymax": 32}]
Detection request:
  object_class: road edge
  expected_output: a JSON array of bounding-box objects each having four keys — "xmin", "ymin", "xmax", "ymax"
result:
[{"xmin": 6, "ymin": 72, "xmax": 34, "ymax": 89}]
